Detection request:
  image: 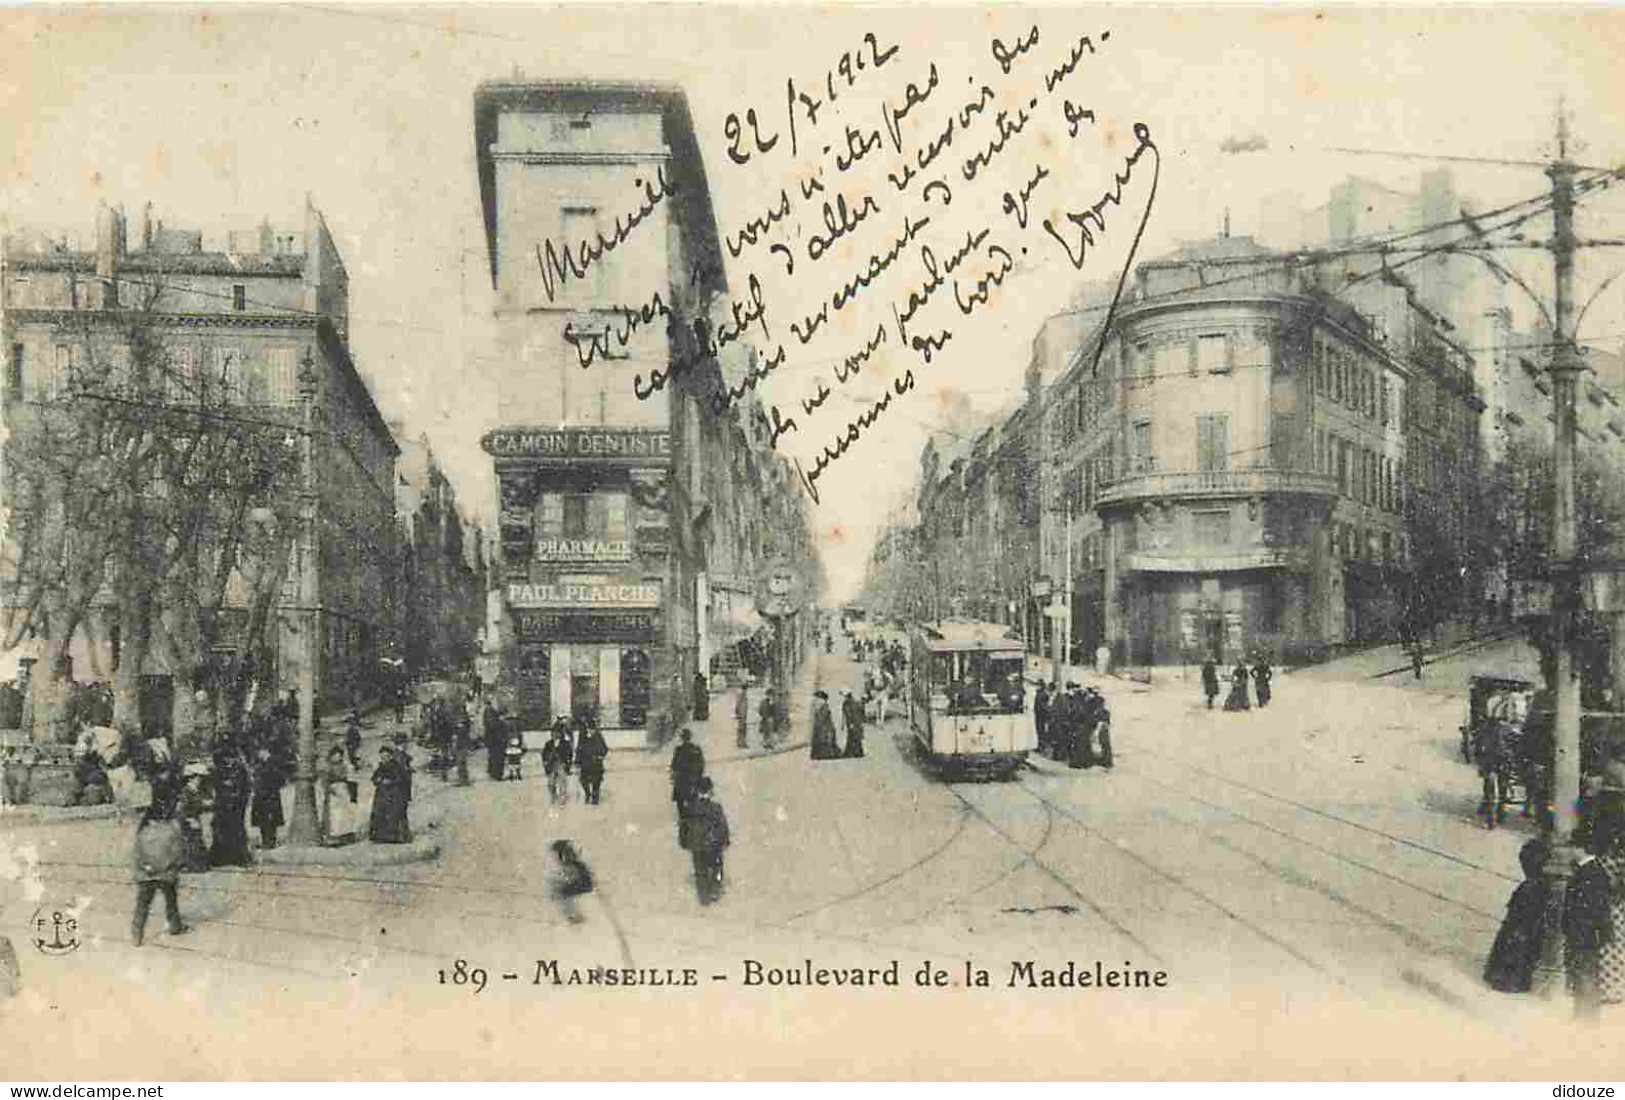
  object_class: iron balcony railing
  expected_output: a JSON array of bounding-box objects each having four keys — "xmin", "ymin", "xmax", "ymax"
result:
[{"xmin": 1096, "ymin": 467, "xmax": 1340, "ymax": 507}]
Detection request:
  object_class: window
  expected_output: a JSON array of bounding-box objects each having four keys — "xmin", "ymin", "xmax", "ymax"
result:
[
  {"xmin": 1336, "ymin": 439, "xmax": 1350, "ymax": 495},
  {"xmin": 536, "ymin": 494, "xmax": 565, "ymax": 540},
  {"xmin": 267, "ymin": 347, "xmax": 297, "ymax": 406},
  {"xmin": 1196, "ymin": 413, "xmax": 1229, "ymax": 471},
  {"xmin": 560, "ymin": 204, "xmax": 609, "ymax": 298},
  {"xmin": 214, "ymin": 346, "xmax": 240, "ymax": 401},
  {"xmin": 1380, "ymin": 378, "xmax": 1390, "ymax": 424},
  {"xmin": 7, "ymin": 344, "xmax": 22, "ymax": 400},
  {"xmin": 1197, "ymin": 334, "xmax": 1228, "ymax": 374},
  {"xmin": 52, "ymin": 344, "xmax": 72, "ymax": 399},
  {"xmin": 232, "ymin": 284, "xmax": 247, "ymax": 312},
  {"xmin": 1194, "ymin": 509, "xmax": 1231, "ymax": 546},
  {"xmin": 168, "ymin": 345, "xmax": 198, "ymax": 404},
  {"xmin": 1271, "ymin": 414, "xmax": 1297, "ymax": 469},
  {"xmin": 1132, "ymin": 420, "xmax": 1153, "ymax": 470},
  {"xmin": 109, "ymin": 344, "xmax": 132, "ymax": 394}
]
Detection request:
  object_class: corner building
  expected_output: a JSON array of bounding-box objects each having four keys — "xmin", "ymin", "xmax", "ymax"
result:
[{"xmin": 474, "ymin": 81, "xmax": 810, "ymax": 742}]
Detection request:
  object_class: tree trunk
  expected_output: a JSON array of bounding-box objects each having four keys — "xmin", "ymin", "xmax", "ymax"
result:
[{"xmin": 112, "ymin": 581, "xmax": 153, "ymax": 734}]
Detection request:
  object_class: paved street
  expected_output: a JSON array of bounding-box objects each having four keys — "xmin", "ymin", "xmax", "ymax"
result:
[{"xmin": 3, "ymin": 633, "xmax": 1619, "ymax": 1079}]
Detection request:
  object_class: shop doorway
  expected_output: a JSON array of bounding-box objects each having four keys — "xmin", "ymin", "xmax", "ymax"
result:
[
  {"xmin": 515, "ymin": 644, "xmax": 551, "ymax": 730},
  {"xmin": 570, "ymin": 648, "xmax": 600, "ymax": 725},
  {"xmin": 620, "ymin": 648, "xmax": 650, "ymax": 729}
]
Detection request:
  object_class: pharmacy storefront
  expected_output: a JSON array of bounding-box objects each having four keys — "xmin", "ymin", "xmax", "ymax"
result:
[{"xmin": 506, "ymin": 579, "xmax": 662, "ymax": 730}]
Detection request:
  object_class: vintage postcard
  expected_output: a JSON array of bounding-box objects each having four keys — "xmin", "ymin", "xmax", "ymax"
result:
[{"xmin": 2, "ymin": 2, "xmax": 1624, "ymax": 1081}]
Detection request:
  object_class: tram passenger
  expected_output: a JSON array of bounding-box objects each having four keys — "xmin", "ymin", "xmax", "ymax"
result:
[{"xmin": 1034, "ymin": 683, "xmax": 1052, "ymax": 755}]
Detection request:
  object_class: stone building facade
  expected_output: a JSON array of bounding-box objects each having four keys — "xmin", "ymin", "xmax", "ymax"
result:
[
  {"xmin": 0, "ymin": 199, "xmax": 400, "ymax": 726},
  {"xmin": 473, "ymin": 80, "xmax": 818, "ymax": 742}
]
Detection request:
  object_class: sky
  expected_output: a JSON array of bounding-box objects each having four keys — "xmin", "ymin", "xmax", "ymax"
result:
[{"xmin": 5, "ymin": 3, "xmax": 1625, "ymax": 603}]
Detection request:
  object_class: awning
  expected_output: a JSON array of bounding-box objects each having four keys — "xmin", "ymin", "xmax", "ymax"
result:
[{"xmin": 710, "ymin": 600, "xmax": 766, "ymax": 647}]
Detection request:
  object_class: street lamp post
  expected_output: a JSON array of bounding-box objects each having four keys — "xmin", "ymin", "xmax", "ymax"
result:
[{"xmin": 286, "ymin": 349, "xmax": 322, "ymax": 845}]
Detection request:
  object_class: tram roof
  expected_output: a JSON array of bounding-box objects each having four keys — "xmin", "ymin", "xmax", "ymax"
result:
[{"xmin": 912, "ymin": 620, "xmax": 1024, "ymax": 652}]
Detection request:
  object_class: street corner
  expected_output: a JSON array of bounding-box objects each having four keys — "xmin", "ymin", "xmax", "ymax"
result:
[
  {"xmin": 0, "ymin": 802, "xmax": 124, "ymax": 827},
  {"xmin": 256, "ymin": 835, "xmax": 441, "ymax": 868}
]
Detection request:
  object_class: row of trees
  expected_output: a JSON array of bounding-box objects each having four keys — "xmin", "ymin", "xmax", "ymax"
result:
[{"xmin": 2, "ymin": 283, "xmax": 305, "ymax": 751}]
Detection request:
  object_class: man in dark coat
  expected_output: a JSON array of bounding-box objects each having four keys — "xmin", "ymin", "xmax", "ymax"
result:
[
  {"xmin": 758, "ymin": 688, "xmax": 778, "ymax": 749},
  {"xmin": 841, "ymin": 689, "xmax": 866, "ymax": 759},
  {"xmin": 209, "ymin": 743, "xmax": 253, "ymax": 867},
  {"xmin": 736, "ymin": 684, "xmax": 750, "ymax": 750},
  {"xmin": 249, "ymin": 746, "xmax": 285, "ymax": 850},
  {"xmin": 484, "ymin": 703, "xmax": 505, "ymax": 781},
  {"xmin": 1251, "ymin": 657, "xmax": 1273, "ymax": 708},
  {"xmin": 681, "ymin": 776, "xmax": 731, "ymax": 905},
  {"xmin": 669, "ymin": 729, "xmax": 706, "ymax": 833},
  {"xmin": 692, "ymin": 671, "xmax": 710, "ymax": 721},
  {"xmin": 576, "ymin": 722, "xmax": 609, "ymax": 805},
  {"xmin": 1034, "ymin": 683, "xmax": 1052, "ymax": 755},
  {"xmin": 1201, "ymin": 658, "xmax": 1220, "ymax": 710},
  {"xmin": 1069, "ymin": 686, "xmax": 1098, "ymax": 770}
]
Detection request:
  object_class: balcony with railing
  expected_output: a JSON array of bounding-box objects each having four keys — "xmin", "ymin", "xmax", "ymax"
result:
[{"xmin": 1095, "ymin": 464, "xmax": 1339, "ymax": 508}]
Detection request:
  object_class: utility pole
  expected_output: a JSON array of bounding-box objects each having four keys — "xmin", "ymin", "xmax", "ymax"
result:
[
  {"xmin": 1534, "ymin": 107, "xmax": 1586, "ymax": 999},
  {"xmin": 286, "ymin": 349, "xmax": 322, "ymax": 845}
]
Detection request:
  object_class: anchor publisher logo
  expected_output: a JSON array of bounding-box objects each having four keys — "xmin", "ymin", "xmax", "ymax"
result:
[{"xmin": 31, "ymin": 905, "xmax": 80, "ymax": 956}]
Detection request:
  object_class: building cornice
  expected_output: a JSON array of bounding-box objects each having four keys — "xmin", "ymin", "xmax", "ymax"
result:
[
  {"xmin": 6, "ymin": 308, "xmax": 319, "ymax": 331},
  {"xmin": 488, "ymin": 148, "xmax": 672, "ymax": 165}
]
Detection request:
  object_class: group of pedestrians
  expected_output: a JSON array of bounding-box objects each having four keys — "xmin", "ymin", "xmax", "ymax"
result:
[
  {"xmin": 668, "ymin": 729, "xmax": 732, "ymax": 904},
  {"xmin": 1201, "ymin": 655, "xmax": 1274, "ymax": 712},
  {"xmin": 1033, "ymin": 682, "xmax": 1114, "ymax": 770},
  {"xmin": 536, "ymin": 716, "xmax": 610, "ymax": 805},
  {"xmin": 1484, "ymin": 789, "xmax": 1625, "ymax": 1019},
  {"xmin": 809, "ymin": 688, "xmax": 867, "ymax": 760}
]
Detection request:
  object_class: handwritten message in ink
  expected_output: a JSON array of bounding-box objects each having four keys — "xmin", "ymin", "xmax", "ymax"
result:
[{"xmin": 534, "ymin": 19, "xmax": 1160, "ymax": 507}]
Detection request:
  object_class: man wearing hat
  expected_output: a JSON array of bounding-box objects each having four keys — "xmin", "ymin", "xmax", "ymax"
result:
[
  {"xmin": 680, "ymin": 776, "xmax": 731, "ymax": 905},
  {"xmin": 669, "ymin": 729, "xmax": 706, "ymax": 835},
  {"xmin": 810, "ymin": 689, "xmax": 840, "ymax": 759}
]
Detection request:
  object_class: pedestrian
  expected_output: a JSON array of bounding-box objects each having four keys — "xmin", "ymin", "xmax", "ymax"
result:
[
  {"xmin": 549, "ymin": 839, "xmax": 594, "ymax": 924},
  {"xmin": 810, "ymin": 690, "xmax": 840, "ymax": 760},
  {"xmin": 1565, "ymin": 791, "xmax": 1624, "ymax": 1019},
  {"xmin": 177, "ymin": 765, "xmax": 211, "ymax": 873},
  {"xmin": 1223, "ymin": 662, "xmax": 1251, "ymax": 711},
  {"xmin": 1090, "ymin": 689, "xmax": 1114, "ymax": 770},
  {"xmin": 1251, "ymin": 656, "xmax": 1273, "ymax": 708},
  {"xmin": 208, "ymin": 742, "xmax": 253, "ymax": 868},
  {"xmin": 321, "ymin": 746, "xmax": 358, "ymax": 847},
  {"xmin": 1485, "ymin": 837, "xmax": 1550, "ymax": 993},
  {"xmin": 692, "ymin": 671, "xmax": 710, "ymax": 722},
  {"xmin": 758, "ymin": 688, "xmax": 778, "ymax": 749},
  {"xmin": 249, "ymin": 746, "xmax": 285, "ymax": 850},
  {"xmin": 484, "ymin": 703, "xmax": 506, "ymax": 781},
  {"xmin": 735, "ymin": 682, "xmax": 750, "ymax": 750},
  {"xmin": 368, "ymin": 745, "xmax": 413, "ymax": 843},
  {"xmin": 1410, "ymin": 640, "xmax": 1425, "ymax": 681},
  {"xmin": 1201, "ymin": 657, "xmax": 1220, "ymax": 710},
  {"xmin": 507, "ymin": 730, "xmax": 528, "ymax": 782},
  {"xmin": 1476, "ymin": 714, "xmax": 1512, "ymax": 829},
  {"xmin": 1069, "ymin": 685, "xmax": 1097, "ymax": 770},
  {"xmin": 130, "ymin": 781, "xmax": 191, "ymax": 947},
  {"xmin": 542, "ymin": 727, "xmax": 572, "ymax": 803},
  {"xmin": 1034, "ymin": 682, "xmax": 1052, "ymax": 755},
  {"xmin": 344, "ymin": 708, "xmax": 363, "ymax": 771},
  {"xmin": 669, "ymin": 728, "xmax": 706, "ymax": 836},
  {"xmin": 680, "ymin": 776, "xmax": 730, "ymax": 905},
  {"xmin": 841, "ymin": 689, "xmax": 866, "ymax": 759},
  {"xmin": 576, "ymin": 722, "xmax": 608, "ymax": 805}
]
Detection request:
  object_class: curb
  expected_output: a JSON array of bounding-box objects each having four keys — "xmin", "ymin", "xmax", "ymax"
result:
[
  {"xmin": 607, "ymin": 738, "xmax": 811, "ymax": 771},
  {"xmin": 254, "ymin": 836, "xmax": 442, "ymax": 868},
  {"xmin": 1, "ymin": 803, "xmax": 123, "ymax": 826}
]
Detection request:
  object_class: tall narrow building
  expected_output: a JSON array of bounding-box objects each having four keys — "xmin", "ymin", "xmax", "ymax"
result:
[{"xmin": 474, "ymin": 80, "xmax": 813, "ymax": 743}]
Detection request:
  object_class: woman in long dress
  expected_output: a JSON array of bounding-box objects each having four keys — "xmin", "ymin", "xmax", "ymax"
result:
[
  {"xmin": 209, "ymin": 744, "xmax": 254, "ymax": 867},
  {"xmin": 320, "ymin": 747, "xmax": 357, "ymax": 846},
  {"xmin": 809, "ymin": 690, "xmax": 840, "ymax": 759},
  {"xmin": 368, "ymin": 747, "xmax": 413, "ymax": 844},
  {"xmin": 1223, "ymin": 662, "xmax": 1251, "ymax": 712}
]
